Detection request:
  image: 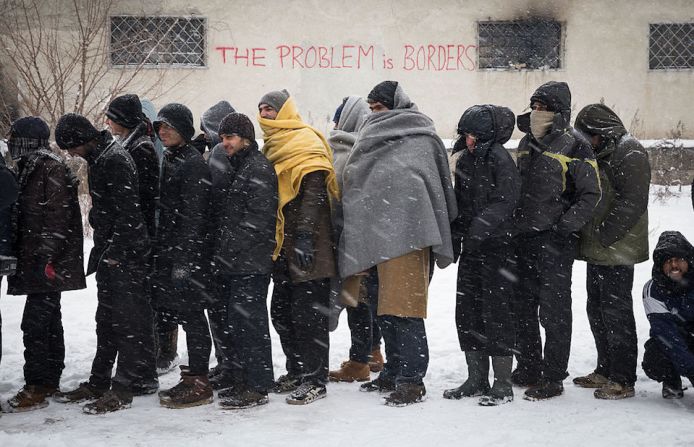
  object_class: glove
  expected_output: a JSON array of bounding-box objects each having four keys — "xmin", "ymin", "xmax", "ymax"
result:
[
  {"xmin": 171, "ymin": 265, "xmax": 191, "ymax": 290},
  {"xmin": 293, "ymin": 233, "xmax": 315, "ymax": 271},
  {"xmin": 44, "ymin": 263, "xmax": 56, "ymax": 280},
  {"xmin": 452, "ymin": 237, "xmax": 462, "ymax": 263}
]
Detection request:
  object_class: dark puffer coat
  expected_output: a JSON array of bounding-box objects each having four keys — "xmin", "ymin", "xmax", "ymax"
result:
[
  {"xmin": 575, "ymin": 104, "xmax": 651, "ymax": 265},
  {"xmin": 86, "ymin": 131, "xmax": 149, "ymax": 275},
  {"xmin": 210, "ymin": 141, "xmax": 278, "ymax": 275},
  {"xmin": 8, "ymin": 149, "xmax": 86, "ymax": 294},
  {"xmin": 514, "ymin": 81, "xmax": 600, "ymax": 237},
  {"xmin": 153, "ymin": 143, "xmax": 212, "ymax": 311},
  {"xmin": 451, "ymin": 105, "xmax": 520, "ymax": 253}
]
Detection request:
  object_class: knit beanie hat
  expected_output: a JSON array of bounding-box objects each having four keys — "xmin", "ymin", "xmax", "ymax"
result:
[
  {"xmin": 367, "ymin": 81, "xmax": 398, "ymax": 110},
  {"xmin": 201, "ymin": 100, "xmax": 236, "ymax": 146},
  {"xmin": 218, "ymin": 113, "xmax": 255, "ymax": 141},
  {"xmin": 55, "ymin": 113, "xmax": 100, "ymax": 150},
  {"xmin": 153, "ymin": 103, "xmax": 195, "ymax": 142},
  {"xmin": 7, "ymin": 116, "xmax": 51, "ymax": 159},
  {"xmin": 106, "ymin": 94, "xmax": 143, "ymax": 129},
  {"xmin": 258, "ymin": 89, "xmax": 290, "ymax": 113}
]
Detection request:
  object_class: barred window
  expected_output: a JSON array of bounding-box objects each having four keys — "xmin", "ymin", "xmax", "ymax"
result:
[
  {"xmin": 110, "ymin": 16, "xmax": 206, "ymax": 67},
  {"xmin": 478, "ymin": 20, "xmax": 563, "ymax": 70},
  {"xmin": 649, "ymin": 23, "xmax": 694, "ymax": 70}
]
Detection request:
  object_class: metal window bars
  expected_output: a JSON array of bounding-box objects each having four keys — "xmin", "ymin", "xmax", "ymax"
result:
[
  {"xmin": 478, "ymin": 20, "xmax": 562, "ymax": 70},
  {"xmin": 649, "ymin": 23, "xmax": 694, "ymax": 70}
]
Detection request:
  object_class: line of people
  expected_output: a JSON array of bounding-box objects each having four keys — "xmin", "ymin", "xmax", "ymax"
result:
[{"xmin": 0, "ymin": 79, "xmax": 691, "ymax": 415}]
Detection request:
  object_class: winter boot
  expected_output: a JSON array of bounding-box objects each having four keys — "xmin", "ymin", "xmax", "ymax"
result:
[
  {"xmin": 368, "ymin": 347, "xmax": 385, "ymax": 373},
  {"xmin": 523, "ymin": 380, "xmax": 564, "ymax": 401},
  {"xmin": 54, "ymin": 381, "xmax": 107, "ymax": 404},
  {"xmin": 662, "ymin": 373, "xmax": 683, "ymax": 399},
  {"xmin": 219, "ymin": 387, "xmax": 269, "ymax": 409},
  {"xmin": 329, "ymin": 360, "xmax": 370, "ymax": 382},
  {"xmin": 384, "ymin": 383, "xmax": 426, "ymax": 407},
  {"xmin": 593, "ymin": 381, "xmax": 635, "ymax": 400},
  {"xmin": 572, "ymin": 372, "xmax": 608, "ymax": 389},
  {"xmin": 479, "ymin": 356, "xmax": 514, "ymax": 406},
  {"xmin": 130, "ymin": 378, "xmax": 159, "ymax": 396},
  {"xmin": 5, "ymin": 385, "xmax": 58, "ymax": 412},
  {"xmin": 83, "ymin": 388, "xmax": 133, "ymax": 415},
  {"xmin": 286, "ymin": 382, "xmax": 327, "ymax": 405},
  {"xmin": 511, "ymin": 365, "xmax": 541, "ymax": 387},
  {"xmin": 156, "ymin": 329, "xmax": 180, "ymax": 375},
  {"xmin": 443, "ymin": 351, "xmax": 490, "ymax": 399},
  {"xmin": 359, "ymin": 374, "xmax": 396, "ymax": 393},
  {"xmin": 159, "ymin": 372, "xmax": 214, "ymax": 409},
  {"xmin": 270, "ymin": 374, "xmax": 301, "ymax": 394}
]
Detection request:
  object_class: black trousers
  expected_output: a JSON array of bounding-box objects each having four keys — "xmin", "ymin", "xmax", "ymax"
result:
[
  {"xmin": 642, "ymin": 337, "xmax": 694, "ymax": 384},
  {"xmin": 218, "ymin": 274, "xmax": 274, "ymax": 392},
  {"xmin": 89, "ymin": 264, "xmax": 157, "ymax": 391},
  {"xmin": 586, "ymin": 264, "xmax": 637, "ymax": 386},
  {"xmin": 514, "ymin": 231, "xmax": 575, "ymax": 382},
  {"xmin": 347, "ymin": 268, "xmax": 382, "ymax": 364},
  {"xmin": 159, "ymin": 308, "xmax": 212, "ymax": 376},
  {"xmin": 208, "ymin": 301, "xmax": 228, "ymax": 366},
  {"xmin": 456, "ymin": 239, "xmax": 515, "ymax": 356},
  {"xmin": 271, "ymin": 267, "xmax": 330, "ymax": 385},
  {"xmin": 378, "ymin": 315, "xmax": 428, "ymax": 384},
  {"xmin": 22, "ymin": 292, "xmax": 64, "ymax": 388}
]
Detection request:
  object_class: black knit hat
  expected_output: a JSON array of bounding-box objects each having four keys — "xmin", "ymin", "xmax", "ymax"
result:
[
  {"xmin": 106, "ymin": 94, "xmax": 143, "ymax": 129},
  {"xmin": 219, "ymin": 112, "xmax": 255, "ymax": 141},
  {"xmin": 153, "ymin": 103, "xmax": 195, "ymax": 142},
  {"xmin": 55, "ymin": 113, "xmax": 100, "ymax": 150},
  {"xmin": 367, "ymin": 81, "xmax": 398, "ymax": 110},
  {"xmin": 7, "ymin": 116, "xmax": 50, "ymax": 159}
]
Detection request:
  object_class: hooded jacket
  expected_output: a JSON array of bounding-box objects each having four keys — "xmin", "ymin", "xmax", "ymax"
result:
[
  {"xmin": 575, "ymin": 104, "xmax": 651, "ymax": 265},
  {"xmin": 451, "ymin": 105, "xmax": 520, "ymax": 252},
  {"xmin": 642, "ymin": 231, "xmax": 694, "ymax": 377},
  {"xmin": 514, "ymin": 81, "xmax": 600, "ymax": 237},
  {"xmin": 201, "ymin": 101, "xmax": 236, "ymax": 148}
]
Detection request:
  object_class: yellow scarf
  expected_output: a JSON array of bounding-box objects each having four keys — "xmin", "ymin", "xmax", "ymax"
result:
[{"xmin": 259, "ymin": 97, "xmax": 340, "ymax": 259}]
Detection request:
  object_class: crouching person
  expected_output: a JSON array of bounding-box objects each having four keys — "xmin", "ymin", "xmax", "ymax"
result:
[
  {"xmin": 152, "ymin": 104, "xmax": 214, "ymax": 409},
  {"xmin": 642, "ymin": 231, "xmax": 694, "ymax": 399},
  {"xmin": 443, "ymin": 105, "xmax": 520, "ymax": 406},
  {"xmin": 54, "ymin": 114, "xmax": 155, "ymax": 414},
  {"xmin": 210, "ymin": 113, "xmax": 278, "ymax": 409},
  {"xmin": 5, "ymin": 117, "xmax": 85, "ymax": 412}
]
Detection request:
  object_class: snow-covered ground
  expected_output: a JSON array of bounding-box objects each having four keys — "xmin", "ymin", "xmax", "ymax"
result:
[{"xmin": 1, "ymin": 186, "xmax": 693, "ymax": 447}]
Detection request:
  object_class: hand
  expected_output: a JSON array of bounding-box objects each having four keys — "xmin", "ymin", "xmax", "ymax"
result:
[
  {"xmin": 293, "ymin": 233, "xmax": 315, "ymax": 271},
  {"xmin": 44, "ymin": 263, "xmax": 56, "ymax": 280}
]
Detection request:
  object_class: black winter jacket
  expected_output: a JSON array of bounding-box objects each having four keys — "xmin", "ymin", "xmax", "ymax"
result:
[
  {"xmin": 451, "ymin": 105, "xmax": 520, "ymax": 253},
  {"xmin": 87, "ymin": 131, "xmax": 149, "ymax": 275},
  {"xmin": 210, "ymin": 142, "xmax": 278, "ymax": 275},
  {"xmin": 0, "ymin": 156, "xmax": 18, "ymax": 257}
]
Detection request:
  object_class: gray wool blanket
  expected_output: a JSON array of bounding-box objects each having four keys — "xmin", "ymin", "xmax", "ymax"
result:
[
  {"xmin": 338, "ymin": 87, "xmax": 457, "ymax": 278},
  {"xmin": 329, "ymin": 95, "xmax": 370, "ymax": 190}
]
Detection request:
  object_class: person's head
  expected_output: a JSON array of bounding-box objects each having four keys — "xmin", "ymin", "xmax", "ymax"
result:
[
  {"xmin": 663, "ymin": 256, "xmax": 689, "ymax": 282},
  {"xmin": 153, "ymin": 103, "xmax": 195, "ymax": 148},
  {"xmin": 454, "ymin": 104, "xmax": 515, "ymax": 155},
  {"xmin": 333, "ymin": 98, "xmax": 347, "ymax": 129},
  {"xmin": 201, "ymin": 100, "xmax": 235, "ymax": 147},
  {"xmin": 258, "ymin": 89, "xmax": 290, "ymax": 120},
  {"xmin": 218, "ymin": 112, "xmax": 256, "ymax": 157},
  {"xmin": 7, "ymin": 116, "xmax": 50, "ymax": 160},
  {"xmin": 367, "ymin": 81, "xmax": 398, "ymax": 113},
  {"xmin": 527, "ymin": 81, "xmax": 571, "ymax": 140},
  {"xmin": 652, "ymin": 231, "xmax": 694, "ymax": 292},
  {"xmin": 575, "ymin": 104, "xmax": 628, "ymax": 152},
  {"xmin": 55, "ymin": 113, "xmax": 101, "ymax": 159},
  {"xmin": 105, "ymin": 94, "xmax": 143, "ymax": 137}
]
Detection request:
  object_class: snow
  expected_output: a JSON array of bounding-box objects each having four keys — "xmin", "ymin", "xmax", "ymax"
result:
[{"xmin": 1, "ymin": 186, "xmax": 693, "ymax": 447}]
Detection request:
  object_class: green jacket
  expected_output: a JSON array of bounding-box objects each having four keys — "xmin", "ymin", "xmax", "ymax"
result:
[{"xmin": 576, "ymin": 104, "xmax": 651, "ymax": 266}]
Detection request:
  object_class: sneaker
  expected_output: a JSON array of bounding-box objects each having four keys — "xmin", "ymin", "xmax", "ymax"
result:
[
  {"xmin": 219, "ymin": 388, "xmax": 269, "ymax": 409},
  {"xmin": 662, "ymin": 382, "xmax": 684, "ymax": 399},
  {"xmin": 286, "ymin": 383, "xmax": 327, "ymax": 405},
  {"xmin": 5, "ymin": 385, "xmax": 58, "ymax": 412},
  {"xmin": 594, "ymin": 381, "xmax": 635, "ymax": 400},
  {"xmin": 156, "ymin": 353, "xmax": 181, "ymax": 376},
  {"xmin": 130, "ymin": 379, "xmax": 159, "ymax": 396},
  {"xmin": 54, "ymin": 382, "xmax": 107, "ymax": 404},
  {"xmin": 160, "ymin": 373, "xmax": 213, "ymax": 409},
  {"xmin": 368, "ymin": 348, "xmax": 385, "ymax": 373},
  {"xmin": 511, "ymin": 368, "xmax": 540, "ymax": 387},
  {"xmin": 329, "ymin": 360, "xmax": 370, "ymax": 382},
  {"xmin": 270, "ymin": 374, "xmax": 301, "ymax": 394},
  {"xmin": 359, "ymin": 375, "xmax": 396, "ymax": 393},
  {"xmin": 572, "ymin": 372, "xmax": 608, "ymax": 389},
  {"xmin": 384, "ymin": 383, "xmax": 426, "ymax": 407},
  {"xmin": 523, "ymin": 380, "xmax": 564, "ymax": 401},
  {"xmin": 83, "ymin": 389, "xmax": 133, "ymax": 414}
]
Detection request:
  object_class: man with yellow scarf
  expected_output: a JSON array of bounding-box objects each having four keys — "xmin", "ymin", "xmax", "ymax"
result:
[{"xmin": 258, "ymin": 90, "xmax": 339, "ymax": 405}]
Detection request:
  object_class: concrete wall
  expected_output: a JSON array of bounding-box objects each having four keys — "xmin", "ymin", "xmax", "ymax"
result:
[{"xmin": 113, "ymin": 0, "xmax": 693, "ymax": 139}]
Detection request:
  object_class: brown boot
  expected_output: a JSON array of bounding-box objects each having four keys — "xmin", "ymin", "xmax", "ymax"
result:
[
  {"xmin": 368, "ymin": 348, "xmax": 384, "ymax": 373},
  {"xmin": 159, "ymin": 372, "xmax": 213, "ymax": 409},
  {"xmin": 329, "ymin": 360, "xmax": 370, "ymax": 382},
  {"xmin": 6, "ymin": 385, "xmax": 58, "ymax": 412}
]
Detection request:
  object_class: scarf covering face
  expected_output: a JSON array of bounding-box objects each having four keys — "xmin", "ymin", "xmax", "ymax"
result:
[
  {"xmin": 259, "ymin": 96, "xmax": 339, "ymax": 259},
  {"xmin": 530, "ymin": 110, "xmax": 554, "ymax": 140},
  {"xmin": 338, "ymin": 85, "xmax": 457, "ymax": 277}
]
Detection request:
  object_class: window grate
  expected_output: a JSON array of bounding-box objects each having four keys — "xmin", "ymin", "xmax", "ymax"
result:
[
  {"xmin": 110, "ymin": 16, "xmax": 206, "ymax": 67},
  {"xmin": 478, "ymin": 20, "xmax": 562, "ymax": 70},
  {"xmin": 649, "ymin": 23, "xmax": 694, "ymax": 70}
]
